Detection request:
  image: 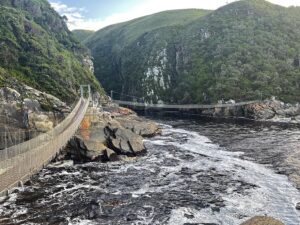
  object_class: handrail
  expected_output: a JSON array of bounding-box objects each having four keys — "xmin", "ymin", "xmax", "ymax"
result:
[
  {"xmin": 113, "ymin": 100, "xmax": 260, "ymax": 109},
  {"xmin": 0, "ymin": 96, "xmax": 90, "ymax": 196},
  {"xmin": 0, "ymin": 98, "xmax": 83, "ymax": 161}
]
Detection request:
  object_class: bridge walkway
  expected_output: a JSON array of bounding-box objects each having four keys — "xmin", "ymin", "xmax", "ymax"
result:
[{"xmin": 0, "ymin": 96, "xmax": 90, "ymax": 196}]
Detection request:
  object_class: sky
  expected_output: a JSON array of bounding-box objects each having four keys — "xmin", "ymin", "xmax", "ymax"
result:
[{"xmin": 48, "ymin": 0, "xmax": 300, "ymax": 31}]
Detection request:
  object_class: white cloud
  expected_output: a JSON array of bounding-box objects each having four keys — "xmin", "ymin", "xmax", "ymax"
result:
[
  {"xmin": 268, "ymin": 0, "xmax": 300, "ymax": 7},
  {"xmin": 50, "ymin": 1, "xmax": 87, "ymax": 30},
  {"xmin": 49, "ymin": 0, "xmax": 300, "ymax": 31}
]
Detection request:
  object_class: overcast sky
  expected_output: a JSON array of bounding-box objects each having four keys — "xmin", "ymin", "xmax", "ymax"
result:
[{"xmin": 48, "ymin": 0, "xmax": 300, "ymax": 31}]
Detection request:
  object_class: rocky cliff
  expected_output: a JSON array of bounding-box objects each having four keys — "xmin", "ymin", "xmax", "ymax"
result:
[
  {"xmin": 0, "ymin": 82, "xmax": 70, "ymax": 149},
  {"xmin": 0, "ymin": 0, "xmax": 103, "ymax": 102},
  {"xmin": 85, "ymin": 0, "xmax": 300, "ymax": 104}
]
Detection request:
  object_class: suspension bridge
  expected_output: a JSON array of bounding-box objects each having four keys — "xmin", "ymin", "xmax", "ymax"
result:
[
  {"xmin": 110, "ymin": 90, "xmax": 260, "ymax": 110},
  {"xmin": 0, "ymin": 85, "xmax": 91, "ymax": 197}
]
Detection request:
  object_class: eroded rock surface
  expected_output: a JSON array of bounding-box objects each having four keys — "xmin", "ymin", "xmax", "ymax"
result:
[
  {"xmin": 0, "ymin": 85, "xmax": 69, "ymax": 149},
  {"xmin": 66, "ymin": 107, "xmax": 160, "ymax": 162}
]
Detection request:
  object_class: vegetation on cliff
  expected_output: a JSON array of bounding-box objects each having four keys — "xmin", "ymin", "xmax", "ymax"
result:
[
  {"xmin": 73, "ymin": 29, "xmax": 95, "ymax": 42},
  {"xmin": 85, "ymin": 0, "xmax": 300, "ymax": 103},
  {"xmin": 0, "ymin": 0, "xmax": 103, "ymax": 102}
]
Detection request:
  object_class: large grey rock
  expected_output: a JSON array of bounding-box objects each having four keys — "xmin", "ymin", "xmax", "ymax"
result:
[
  {"xmin": 69, "ymin": 135, "xmax": 109, "ymax": 161},
  {"xmin": 116, "ymin": 115, "xmax": 160, "ymax": 137},
  {"xmin": 105, "ymin": 123, "xmax": 145, "ymax": 156},
  {"xmin": 23, "ymin": 98, "xmax": 41, "ymax": 111},
  {"xmin": 66, "ymin": 106, "xmax": 157, "ymax": 161},
  {"xmin": 277, "ymin": 106, "xmax": 300, "ymax": 117}
]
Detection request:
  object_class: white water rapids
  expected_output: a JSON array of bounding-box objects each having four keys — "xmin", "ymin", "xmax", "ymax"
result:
[{"xmin": 1, "ymin": 122, "xmax": 300, "ymax": 225}]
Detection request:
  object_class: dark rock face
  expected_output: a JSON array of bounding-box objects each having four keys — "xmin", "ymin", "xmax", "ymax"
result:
[{"xmin": 296, "ymin": 202, "xmax": 300, "ymax": 210}]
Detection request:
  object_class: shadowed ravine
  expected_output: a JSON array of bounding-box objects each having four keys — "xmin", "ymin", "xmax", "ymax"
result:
[{"xmin": 0, "ymin": 119, "xmax": 300, "ymax": 225}]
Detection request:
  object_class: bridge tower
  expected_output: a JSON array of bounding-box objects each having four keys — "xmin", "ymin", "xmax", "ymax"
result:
[{"xmin": 80, "ymin": 85, "xmax": 91, "ymax": 98}]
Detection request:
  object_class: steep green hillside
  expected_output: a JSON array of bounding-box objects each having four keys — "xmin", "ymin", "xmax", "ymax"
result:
[
  {"xmin": 73, "ymin": 29, "xmax": 95, "ymax": 42},
  {"xmin": 86, "ymin": 1, "xmax": 300, "ymax": 103},
  {"xmin": 0, "ymin": 0, "xmax": 103, "ymax": 102}
]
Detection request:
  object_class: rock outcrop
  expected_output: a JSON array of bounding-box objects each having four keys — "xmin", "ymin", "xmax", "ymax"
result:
[
  {"xmin": 0, "ymin": 84, "xmax": 70, "ymax": 149},
  {"xmin": 193, "ymin": 98, "xmax": 300, "ymax": 124},
  {"xmin": 66, "ymin": 107, "xmax": 160, "ymax": 162},
  {"xmin": 243, "ymin": 99, "xmax": 300, "ymax": 123},
  {"xmin": 240, "ymin": 216, "xmax": 284, "ymax": 225}
]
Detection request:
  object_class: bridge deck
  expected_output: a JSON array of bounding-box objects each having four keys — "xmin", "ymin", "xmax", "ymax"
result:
[
  {"xmin": 113, "ymin": 100, "xmax": 259, "ymax": 109},
  {"xmin": 0, "ymin": 97, "xmax": 89, "ymax": 196}
]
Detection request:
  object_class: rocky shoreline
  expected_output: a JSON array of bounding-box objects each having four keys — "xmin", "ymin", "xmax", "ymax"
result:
[
  {"xmin": 60, "ymin": 106, "xmax": 161, "ymax": 163},
  {"xmin": 201, "ymin": 98, "xmax": 300, "ymax": 125},
  {"xmin": 1, "ymin": 86, "xmax": 298, "ymax": 224}
]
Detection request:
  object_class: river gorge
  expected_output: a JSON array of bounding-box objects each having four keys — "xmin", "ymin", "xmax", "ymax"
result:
[{"xmin": 1, "ymin": 118, "xmax": 300, "ymax": 225}]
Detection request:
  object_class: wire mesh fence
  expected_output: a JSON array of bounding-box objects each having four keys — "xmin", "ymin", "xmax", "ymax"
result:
[{"xmin": 0, "ymin": 96, "xmax": 90, "ymax": 196}]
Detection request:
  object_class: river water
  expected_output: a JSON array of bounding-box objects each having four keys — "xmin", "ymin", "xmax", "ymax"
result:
[{"xmin": 1, "ymin": 118, "xmax": 300, "ymax": 225}]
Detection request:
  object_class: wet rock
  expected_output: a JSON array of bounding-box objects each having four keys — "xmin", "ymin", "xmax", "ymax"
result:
[
  {"xmin": 106, "ymin": 124, "xmax": 145, "ymax": 156},
  {"xmin": 240, "ymin": 216, "xmax": 284, "ymax": 225},
  {"xmin": 103, "ymin": 148, "xmax": 119, "ymax": 161},
  {"xmin": 126, "ymin": 214, "xmax": 138, "ymax": 221},
  {"xmin": 296, "ymin": 202, "xmax": 300, "ymax": 210},
  {"xmin": 68, "ymin": 135, "xmax": 108, "ymax": 161},
  {"xmin": 48, "ymin": 160, "xmax": 74, "ymax": 168}
]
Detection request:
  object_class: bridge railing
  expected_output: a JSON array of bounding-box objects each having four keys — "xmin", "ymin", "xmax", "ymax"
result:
[
  {"xmin": 0, "ymin": 96, "xmax": 90, "ymax": 196},
  {"xmin": 113, "ymin": 100, "xmax": 260, "ymax": 109}
]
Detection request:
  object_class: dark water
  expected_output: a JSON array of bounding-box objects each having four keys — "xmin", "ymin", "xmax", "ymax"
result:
[{"xmin": 1, "ymin": 118, "xmax": 300, "ymax": 225}]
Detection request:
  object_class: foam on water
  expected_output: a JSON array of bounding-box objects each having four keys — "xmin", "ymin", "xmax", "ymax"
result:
[
  {"xmin": 151, "ymin": 126, "xmax": 300, "ymax": 225},
  {"xmin": 1, "ymin": 123, "xmax": 300, "ymax": 225}
]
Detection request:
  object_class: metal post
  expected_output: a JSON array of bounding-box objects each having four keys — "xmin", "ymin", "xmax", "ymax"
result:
[
  {"xmin": 88, "ymin": 85, "xmax": 91, "ymax": 97},
  {"xmin": 4, "ymin": 127, "xmax": 6, "ymax": 149},
  {"xmin": 80, "ymin": 86, "xmax": 83, "ymax": 98}
]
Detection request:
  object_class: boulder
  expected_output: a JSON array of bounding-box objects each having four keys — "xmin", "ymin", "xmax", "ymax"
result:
[
  {"xmin": 103, "ymin": 148, "xmax": 119, "ymax": 161},
  {"xmin": 28, "ymin": 113, "xmax": 53, "ymax": 132},
  {"xmin": 66, "ymin": 106, "xmax": 158, "ymax": 161},
  {"xmin": 23, "ymin": 98, "xmax": 41, "ymax": 111},
  {"xmin": 240, "ymin": 216, "xmax": 284, "ymax": 225},
  {"xmin": 243, "ymin": 101, "xmax": 277, "ymax": 120},
  {"xmin": 105, "ymin": 124, "xmax": 145, "ymax": 156},
  {"xmin": 296, "ymin": 202, "xmax": 300, "ymax": 210},
  {"xmin": 48, "ymin": 160, "xmax": 74, "ymax": 168},
  {"xmin": 116, "ymin": 116, "xmax": 160, "ymax": 137},
  {"xmin": 278, "ymin": 107, "xmax": 300, "ymax": 117},
  {"xmin": 68, "ymin": 135, "xmax": 109, "ymax": 161}
]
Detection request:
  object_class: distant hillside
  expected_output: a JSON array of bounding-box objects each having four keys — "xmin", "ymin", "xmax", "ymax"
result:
[
  {"xmin": 73, "ymin": 29, "xmax": 95, "ymax": 42},
  {"xmin": 85, "ymin": 1, "xmax": 300, "ymax": 103},
  {"xmin": 0, "ymin": 0, "xmax": 103, "ymax": 102}
]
